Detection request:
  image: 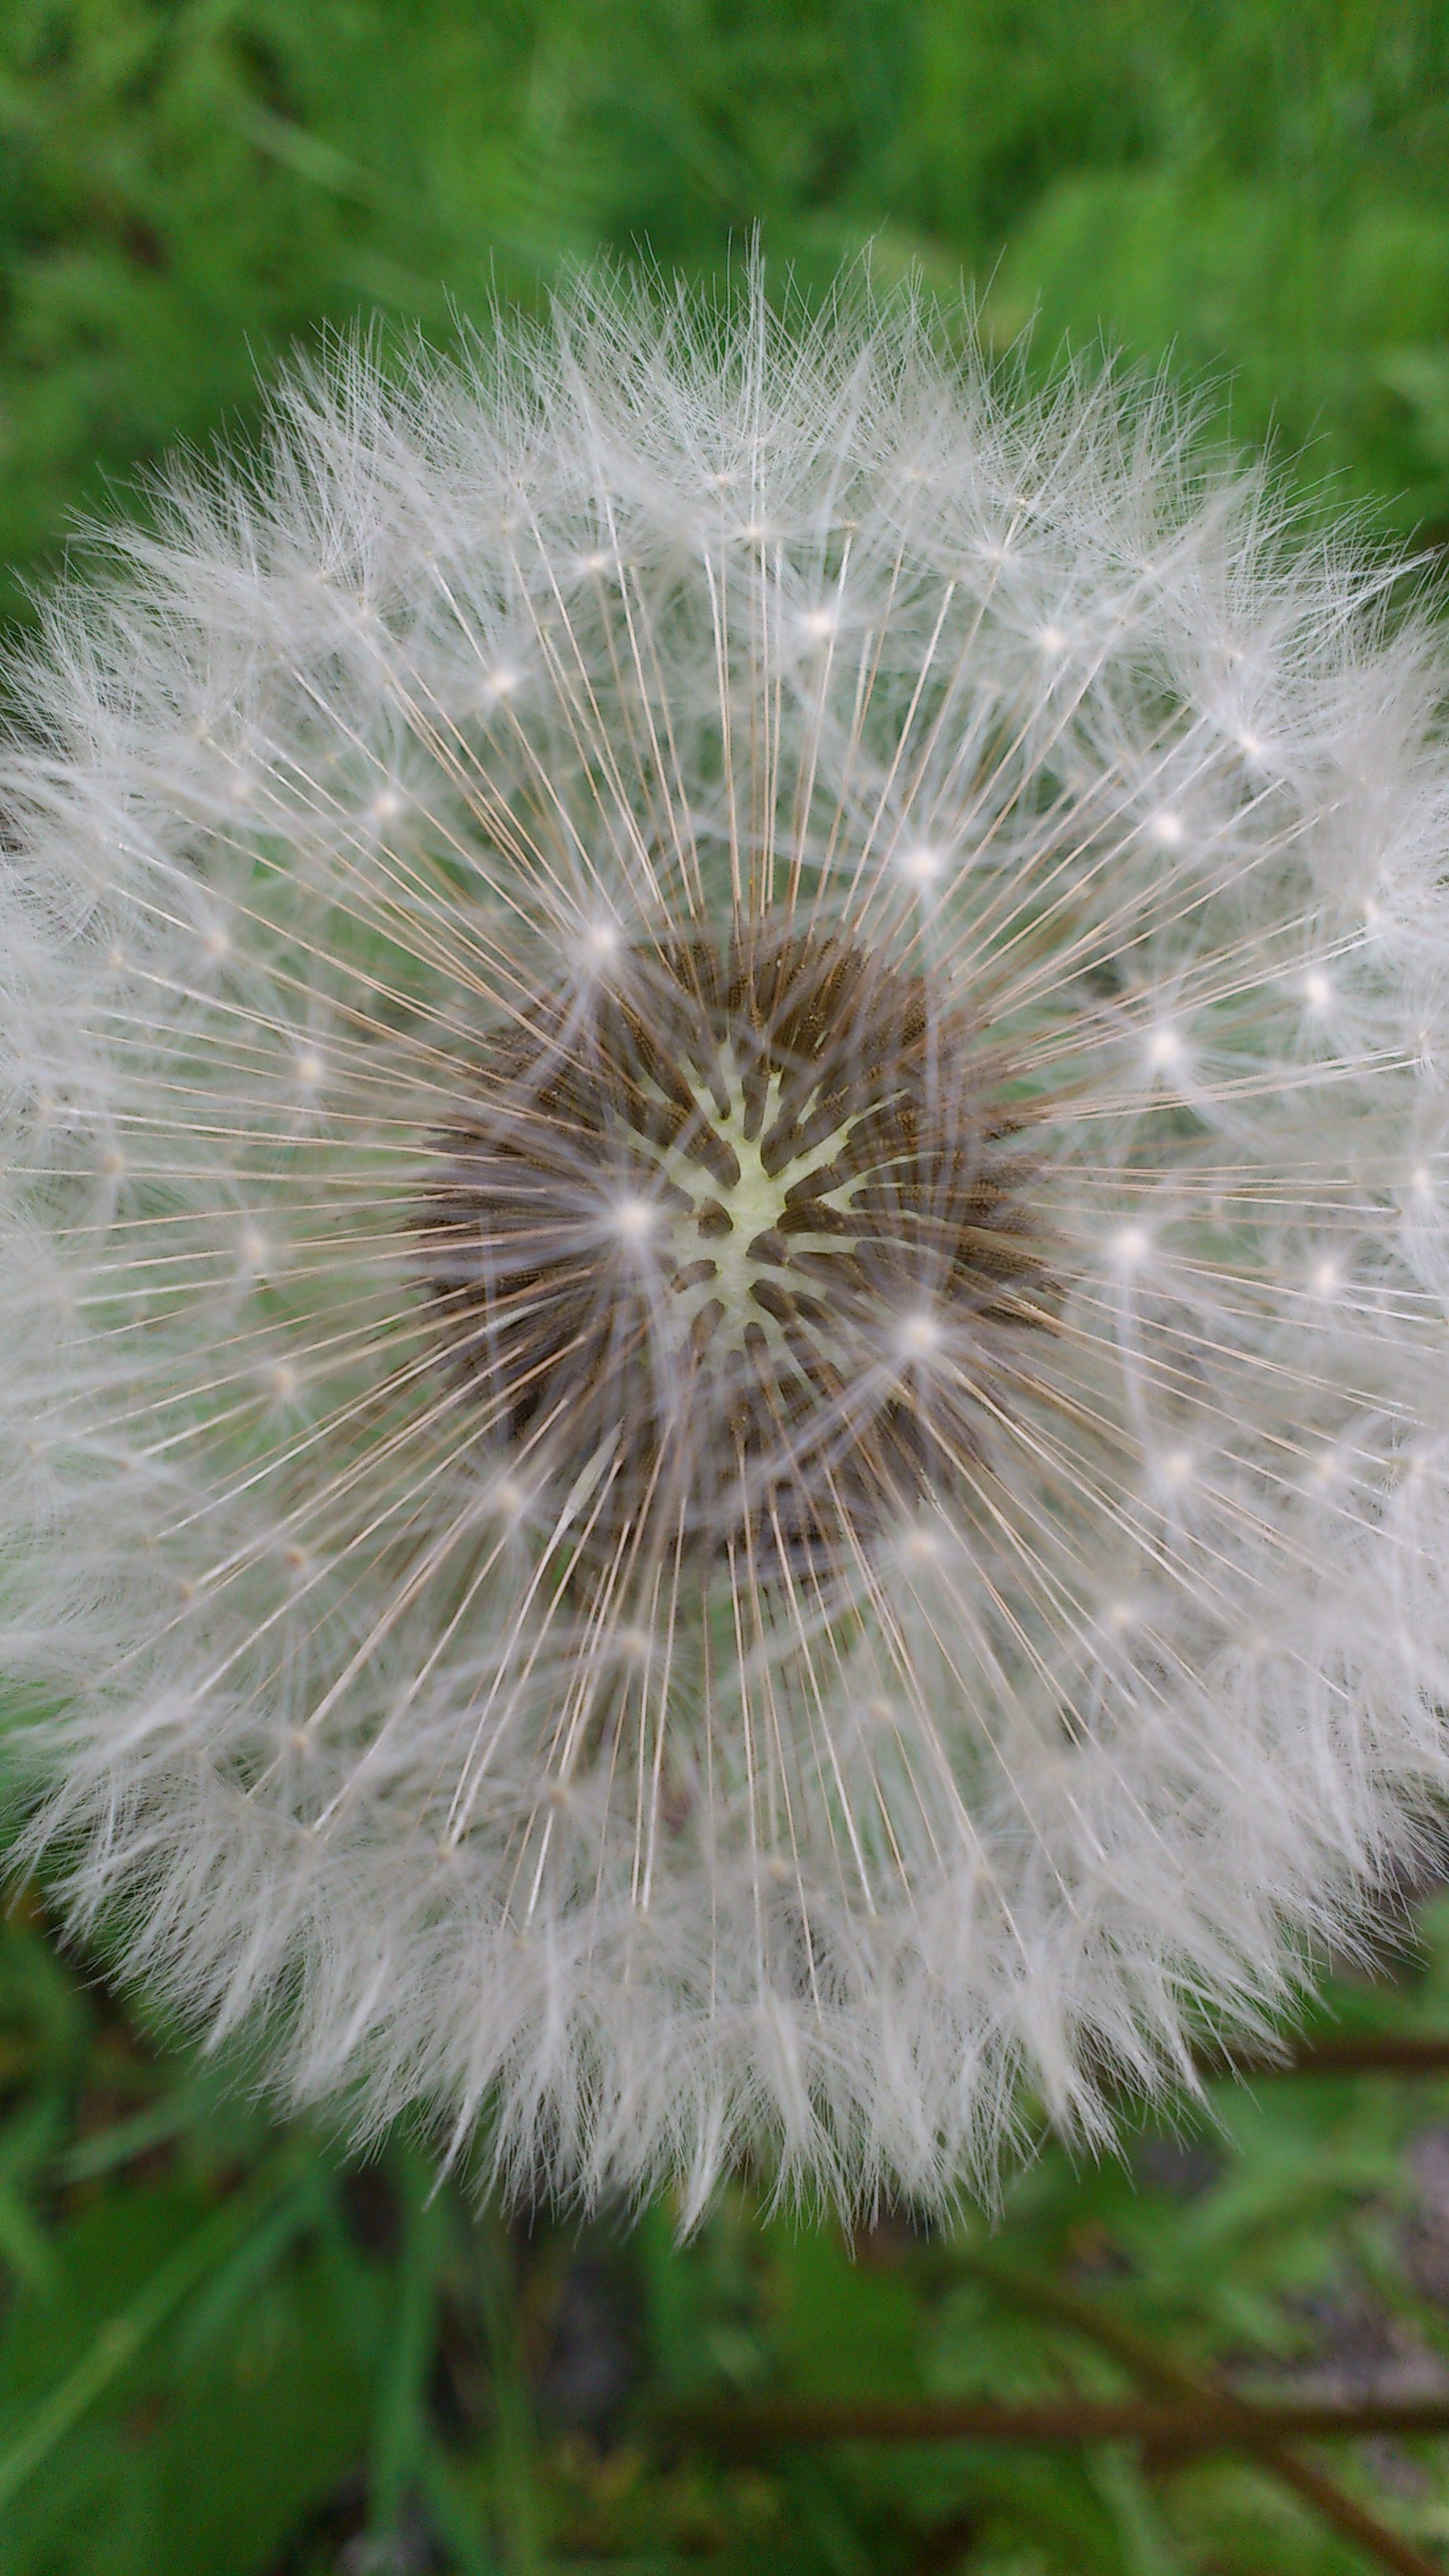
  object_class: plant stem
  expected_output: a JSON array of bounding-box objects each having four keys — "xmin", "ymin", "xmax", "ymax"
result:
[
  {"xmin": 959, "ymin": 2245, "xmax": 1445, "ymax": 2576},
  {"xmin": 474, "ymin": 2207, "xmax": 546, "ymax": 2576},
  {"xmin": 659, "ymin": 2392, "xmax": 1449, "ymax": 2449}
]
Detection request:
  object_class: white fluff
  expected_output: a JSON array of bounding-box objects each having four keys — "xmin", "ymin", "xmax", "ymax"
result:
[{"xmin": 5, "ymin": 270, "xmax": 1449, "ymax": 2218}]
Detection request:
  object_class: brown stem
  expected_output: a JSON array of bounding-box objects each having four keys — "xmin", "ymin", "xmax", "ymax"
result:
[
  {"xmin": 660, "ymin": 2394, "xmax": 1449, "ymax": 2450},
  {"xmin": 1264, "ymin": 2451, "xmax": 1447, "ymax": 2576},
  {"xmin": 953, "ymin": 2248, "xmax": 1445, "ymax": 2576},
  {"xmin": 1215, "ymin": 2033, "xmax": 1449, "ymax": 2076}
]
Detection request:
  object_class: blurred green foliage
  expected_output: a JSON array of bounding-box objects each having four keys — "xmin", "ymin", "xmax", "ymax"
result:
[
  {"xmin": 13, "ymin": 1892, "xmax": 1449, "ymax": 2570},
  {"xmin": 4, "ymin": 0, "xmax": 1449, "ymax": 616},
  {"xmin": 8, "ymin": 4, "xmax": 1449, "ymax": 2568}
]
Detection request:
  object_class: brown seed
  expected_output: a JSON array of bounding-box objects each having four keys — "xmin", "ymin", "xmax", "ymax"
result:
[{"xmin": 414, "ymin": 922, "xmax": 1049, "ymax": 1584}]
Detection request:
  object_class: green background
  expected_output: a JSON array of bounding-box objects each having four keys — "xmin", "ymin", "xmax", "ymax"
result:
[{"xmin": 7, "ymin": 6, "xmax": 1449, "ymax": 2570}]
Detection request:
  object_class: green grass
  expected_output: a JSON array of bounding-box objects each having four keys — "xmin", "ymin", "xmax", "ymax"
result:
[
  {"xmin": 4, "ymin": 0, "xmax": 1449, "ymax": 612},
  {"xmin": 10, "ymin": 1889, "xmax": 1449, "ymax": 2570}
]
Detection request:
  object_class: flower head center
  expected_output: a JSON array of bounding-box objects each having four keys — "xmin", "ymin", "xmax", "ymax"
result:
[{"xmin": 417, "ymin": 926, "xmax": 1043, "ymax": 1575}]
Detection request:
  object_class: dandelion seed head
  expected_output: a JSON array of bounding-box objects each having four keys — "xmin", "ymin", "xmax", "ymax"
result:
[{"xmin": 7, "ymin": 268, "xmax": 1449, "ymax": 2218}]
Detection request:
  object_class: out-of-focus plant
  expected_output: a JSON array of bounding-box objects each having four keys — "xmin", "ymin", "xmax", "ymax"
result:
[
  {"xmin": 4, "ymin": 1, "xmax": 1449, "ymax": 623},
  {"xmin": 10, "ymin": 1892, "xmax": 1449, "ymax": 2568}
]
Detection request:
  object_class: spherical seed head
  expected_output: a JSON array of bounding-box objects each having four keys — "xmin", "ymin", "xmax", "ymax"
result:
[{"xmin": 6, "ymin": 267, "xmax": 1449, "ymax": 2218}]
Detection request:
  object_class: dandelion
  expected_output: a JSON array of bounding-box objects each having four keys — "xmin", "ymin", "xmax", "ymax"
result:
[{"xmin": 5, "ymin": 270, "xmax": 1449, "ymax": 2218}]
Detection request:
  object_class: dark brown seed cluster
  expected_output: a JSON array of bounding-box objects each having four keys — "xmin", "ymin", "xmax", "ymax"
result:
[{"xmin": 416, "ymin": 926, "xmax": 1046, "ymax": 1578}]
